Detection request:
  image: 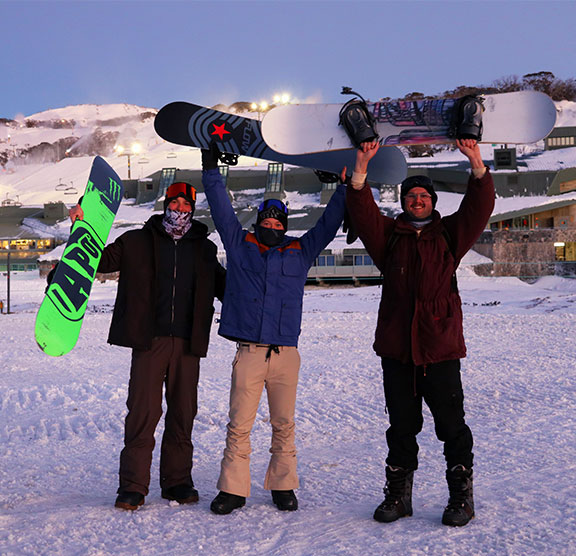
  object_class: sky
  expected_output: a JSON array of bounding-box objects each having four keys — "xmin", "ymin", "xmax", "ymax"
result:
[{"xmin": 1, "ymin": 0, "xmax": 575, "ymax": 119}]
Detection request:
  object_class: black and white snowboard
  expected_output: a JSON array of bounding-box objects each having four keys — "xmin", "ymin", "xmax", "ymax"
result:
[{"xmin": 154, "ymin": 102, "xmax": 407, "ymax": 184}]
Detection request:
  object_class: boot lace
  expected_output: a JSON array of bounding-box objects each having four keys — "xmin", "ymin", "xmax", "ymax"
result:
[
  {"xmin": 445, "ymin": 471, "xmax": 471, "ymax": 510},
  {"xmin": 382, "ymin": 469, "xmax": 409, "ymax": 508}
]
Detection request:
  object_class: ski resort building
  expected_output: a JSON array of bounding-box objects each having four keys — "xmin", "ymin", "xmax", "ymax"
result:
[
  {"xmin": 545, "ymin": 126, "xmax": 576, "ymax": 150},
  {"xmin": 4, "ymin": 139, "xmax": 576, "ymax": 281}
]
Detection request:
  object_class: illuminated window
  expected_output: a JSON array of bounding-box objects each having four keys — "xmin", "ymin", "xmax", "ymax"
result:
[
  {"xmin": 554, "ymin": 242, "xmax": 566, "ymax": 261},
  {"xmin": 266, "ymin": 163, "xmax": 283, "ymax": 193}
]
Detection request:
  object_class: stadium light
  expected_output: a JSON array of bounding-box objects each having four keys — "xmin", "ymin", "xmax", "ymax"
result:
[{"xmin": 115, "ymin": 142, "xmax": 142, "ymax": 179}]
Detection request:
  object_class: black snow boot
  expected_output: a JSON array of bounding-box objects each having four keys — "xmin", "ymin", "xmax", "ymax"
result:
[
  {"xmin": 442, "ymin": 465, "xmax": 474, "ymax": 526},
  {"xmin": 373, "ymin": 465, "xmax": 414, "ymax": 523},
  {"xmin": 272, "ymin": 490, "xmax": 298, "ymax": 511},
  {"xmin": 115, "ymin": 490, "xmax": 145, "ymax": 511},
  {"xmin": 161, "ymin": 484, "xmax": 199, "ymax": 504},
  {"xmin": 210, "ymin": 491, "xmax": 246, "ymax": 515}
]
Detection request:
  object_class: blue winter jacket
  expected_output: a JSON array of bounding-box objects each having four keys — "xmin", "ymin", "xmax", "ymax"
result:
[{"xmin": 202, "ymin": 168, "xmax": 346, "ymax": 346}]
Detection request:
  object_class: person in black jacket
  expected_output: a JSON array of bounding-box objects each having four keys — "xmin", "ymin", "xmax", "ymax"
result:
[{"xmin": 67, "ymin": 182, "xmax": 225, "ymax": 510}]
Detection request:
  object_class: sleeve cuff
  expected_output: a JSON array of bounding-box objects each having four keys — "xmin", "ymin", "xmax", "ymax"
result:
[
  {"xmin": 472, "ymin": 167, "xmax": 487, "ymax": 179},
  {"xmin": 351, "ymin": 171, "xmax": 367, "ymax": 190}
]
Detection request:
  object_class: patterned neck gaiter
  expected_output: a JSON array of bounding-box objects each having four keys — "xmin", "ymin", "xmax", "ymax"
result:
[{"xmin": 162, "ymin": 208, "xmax": 193, "ymax": 240}]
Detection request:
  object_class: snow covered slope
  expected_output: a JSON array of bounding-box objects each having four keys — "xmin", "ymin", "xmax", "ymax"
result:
[
  {"xmin": 2, "ymin": 100, "xmax": 576, "ymax": 208},
  {"xmin": 0, "ymin": 273, "xmax": 575, "ymax": 555}
]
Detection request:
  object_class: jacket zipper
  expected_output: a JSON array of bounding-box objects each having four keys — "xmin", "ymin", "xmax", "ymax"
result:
[
  {"xmin": 411, "ymin": 229, "xmax": 422, "ymax": 368},
  {"xmin": 171, "ymin": 240, "xmax": 178, "ymax": 332}
]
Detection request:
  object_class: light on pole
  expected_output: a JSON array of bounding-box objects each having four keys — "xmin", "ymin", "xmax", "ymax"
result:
[{"xmin": 114, "ymin": 142, "xmax": 142, "ymax": 179}]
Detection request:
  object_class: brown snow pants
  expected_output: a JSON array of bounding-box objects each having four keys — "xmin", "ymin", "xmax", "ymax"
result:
[
  {"xmin": 216, "ymin": 343, "xmax": 300, "ymax": 497},
  {"xmin": 118, "ymin": 337, "xmax": 200, "ymax": 496}
]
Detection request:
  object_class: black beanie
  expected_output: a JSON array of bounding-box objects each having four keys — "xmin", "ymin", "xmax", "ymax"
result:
[
  {"xmin": 164, "ymin": 182, "xmax": 196, "ymax": 212},
  {"xmin": 400, "ymin": 175, "xmax": 437, "ymax": 211},
  {"xmin": 257, "ymin": 199, "xmax": 288, "ymax": 231}
]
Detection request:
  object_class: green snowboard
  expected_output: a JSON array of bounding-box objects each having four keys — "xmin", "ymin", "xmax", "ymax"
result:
[{"xmin": 35, "ymin": 156, "xmax": 123, "ymax": 356}]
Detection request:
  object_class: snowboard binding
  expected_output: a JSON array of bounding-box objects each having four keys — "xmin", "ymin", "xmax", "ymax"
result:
[
  {"xmin": 449, "ymin": 95, "xmax": 484, "ymax": 141},
  {"xmin": 201, "ymin": 142, "xmax": 239, "ymax": 168},
  {"xmin": 218, "ymin": 151, "xmax": 239, "ymax": 166},
  {"xmin": 339, "ymin": 87, "xmax": 379, "ymax": 148},
  {"xmin": 313, "ymin": 169, "xmax": 341, "ymax": 184}
]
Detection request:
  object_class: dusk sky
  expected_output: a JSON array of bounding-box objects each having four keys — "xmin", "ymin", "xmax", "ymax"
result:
[{"xmin": 2, "ymin": 0, "xmax": 574, "ymax": 119}]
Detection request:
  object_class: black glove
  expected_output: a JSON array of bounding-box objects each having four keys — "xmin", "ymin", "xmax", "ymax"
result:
[
  {"xmin": 342, "ymin": 208, "xmax": 358, "ymax": 245},
  {"xmin": 201, "ymin": 142, "xmax": 221, "ymax": 170}
]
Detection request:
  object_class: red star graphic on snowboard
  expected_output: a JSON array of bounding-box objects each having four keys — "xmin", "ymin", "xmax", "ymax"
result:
[{"xmin": 211, "ymin": 123, "xmax": 230, "ymax": 140}]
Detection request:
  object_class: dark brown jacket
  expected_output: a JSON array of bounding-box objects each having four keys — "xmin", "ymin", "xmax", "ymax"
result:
[
  {"xmin": 346, "ymin": 171, "xmax": 494, "ymax": 366},
  {"xmin": 98, "ymin": 215, "xmax": 225, "ymax": 356}
]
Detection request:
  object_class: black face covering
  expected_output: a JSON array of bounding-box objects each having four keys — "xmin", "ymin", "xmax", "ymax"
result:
[{"xmin": 257, "ymin": 226, "xmax": 286, "ymax": 247}]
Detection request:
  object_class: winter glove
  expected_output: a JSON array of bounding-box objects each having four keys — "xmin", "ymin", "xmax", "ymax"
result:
[
  {"xmin": 342, "ymin": 207, "xmax": 358, "ymax": 244},
  {"xmin": 201, "ymin": 142, "xmax": 221, "ymax": 171}
]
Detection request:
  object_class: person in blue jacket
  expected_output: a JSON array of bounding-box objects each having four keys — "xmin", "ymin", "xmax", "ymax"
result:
[{"xmin": 201, "ymin": 145, "xmax": 346, "ymax": 515}]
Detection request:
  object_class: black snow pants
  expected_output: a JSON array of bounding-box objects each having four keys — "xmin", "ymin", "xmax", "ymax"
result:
[
  {"xmin": 381, "ymin": 358, "xmax": 474, "ymax": 471},
  {"xmin": 118, "ymin": 337, "xmax": 200, "ymax": 496}
]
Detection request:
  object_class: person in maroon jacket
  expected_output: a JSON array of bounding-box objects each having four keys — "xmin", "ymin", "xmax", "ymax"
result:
[{"xmin": 345, "ymin": 139, "xmax": 494, "ymax": 527}]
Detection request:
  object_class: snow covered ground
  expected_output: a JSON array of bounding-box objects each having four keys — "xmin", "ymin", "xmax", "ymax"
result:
[{"xmin": 1, "ymin": 272, "xmax": 575, "ymax": 555}]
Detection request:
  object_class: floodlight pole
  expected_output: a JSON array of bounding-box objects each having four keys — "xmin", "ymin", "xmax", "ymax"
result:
[{"xmin": 6, "ymin": 249, "xmax": 11, "ymax": 314}]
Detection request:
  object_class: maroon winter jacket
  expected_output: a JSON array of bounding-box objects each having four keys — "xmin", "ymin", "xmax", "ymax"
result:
[{"xmin": 346, "ymin": 170, "xmax": 494, "ymax": 366}]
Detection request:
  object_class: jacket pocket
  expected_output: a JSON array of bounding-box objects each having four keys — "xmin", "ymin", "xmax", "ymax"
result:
[
  {"xmin": 282, "ymin": 251, "xmax": 305, "ymax": 277},
  {"xmin": 225, "ymin": 291, "xmax": 260, "ymax": 333}
]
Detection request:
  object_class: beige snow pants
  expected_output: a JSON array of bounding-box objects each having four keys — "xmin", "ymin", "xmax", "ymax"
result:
[{"xmin": 216, "ymin": 343, "xmax": 300, "ymax": 497}]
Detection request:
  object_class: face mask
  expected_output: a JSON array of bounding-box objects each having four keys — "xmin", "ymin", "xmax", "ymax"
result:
[
  {"xmin": 163, "ymin": 208, "xmax": 192, "ymax": 240},
  {"xmin": 258, "ymin": 226, "xmax": 286, "ymax": 247}
]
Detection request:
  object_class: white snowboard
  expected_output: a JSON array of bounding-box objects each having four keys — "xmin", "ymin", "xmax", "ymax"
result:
[{"xmin": 262, "ymin": 91, "xmax": 557, "ymax": 155}]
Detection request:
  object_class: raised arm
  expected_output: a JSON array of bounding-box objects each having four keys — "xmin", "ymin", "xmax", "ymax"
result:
[
  {"xmin": 201, "ymin": 145, "xmax": 244, "ymax": 250},
  {"xmin": 442, "ymin": 139, "xmax": 495, "ymax": 261},
  {"xmin": 344, "ymin": 142, "xmax": 395, "ymax": 268},
  {"xmin": 299, "ymin": 184, "xmax": 346, "ymax": 263}
]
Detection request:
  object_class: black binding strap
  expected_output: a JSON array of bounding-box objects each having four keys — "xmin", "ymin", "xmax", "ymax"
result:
[
  {"xmin": 448, "ymin": 95, "xmax": 484, "ymax": 141},
  {"xmin": 339, "ymin": 86, "xmax": 379, "ymax": 148},
  {"xmin": 219, "ymin": 152, "xmax": 239, "ymax": 166},
  {"xmin": 313, "ymin": 169, "xmax": 340, "ymax": 184}
]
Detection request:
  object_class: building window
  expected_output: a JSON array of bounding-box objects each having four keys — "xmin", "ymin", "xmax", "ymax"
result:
[
  {"xmin": 560, "ymin": 241, "xmax": 576, "ymax": 261},
  {"xmin": 512, "ymin": 216, "xmax": 530, "ymax": 229},
  {"xmin": 554, "ymin": 242, "xmax": 566, "ymax": 261},
  {"xmin": 218, "ymin": 165, "xmax": 229, "ymax": 187},
  {"xmin": 158, "ymin": 168, "xmax": 177, "ymax": 199},
  {"xmin": 266, "ymin": 163, "xmax": 283, "ymax": 193}
]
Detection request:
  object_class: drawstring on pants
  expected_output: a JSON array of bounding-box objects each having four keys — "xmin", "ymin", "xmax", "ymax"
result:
[{"xmin": 265, "ymin": 344, "xmax": 280, "ymax": 361}]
